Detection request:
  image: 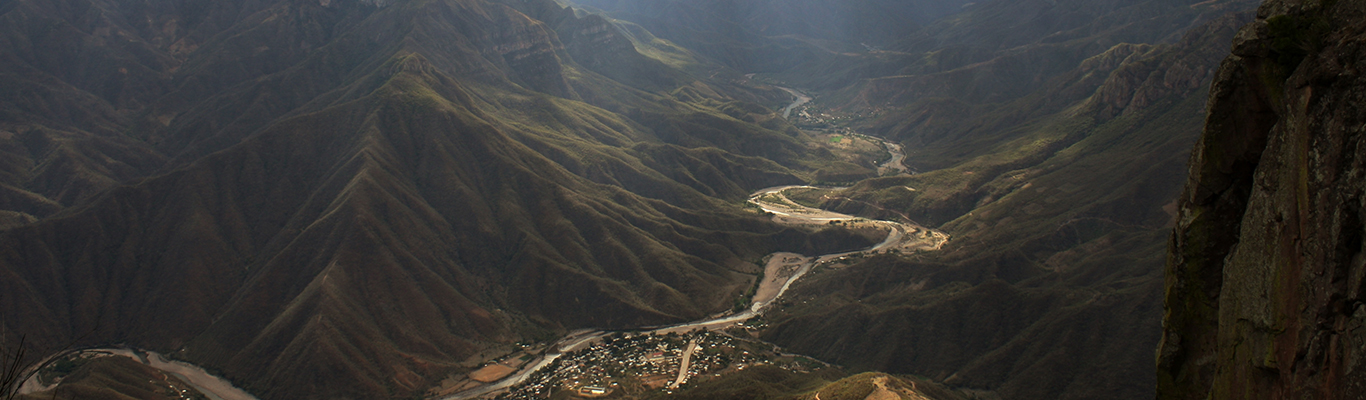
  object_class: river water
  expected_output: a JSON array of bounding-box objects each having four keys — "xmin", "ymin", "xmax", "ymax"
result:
[
  {"xmin": 442, "ymin": 87, "xmax": 929, "ymax": 399},
  {"xmin": 443, "ymin": 184, "xmax": 933, "ymax": 399},
  {"xmin": 778, "ymin": 87, "xmax": 812, "ymax": 119},
  {"xmin": 17, "ymin": 348, "xmax": 259, "ymax": 400},
  {"xmin": 19, "ymin": 86, "xmax": 917, "ymax": 400},
  {"xmin": 773, "ymin": 86, "xmax": 909, "ymax": 175}
]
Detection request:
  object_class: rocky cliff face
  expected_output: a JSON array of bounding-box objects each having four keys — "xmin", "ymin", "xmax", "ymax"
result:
[
  {"xmin": 755, "ymin": 9, "xmax": 1257, "ymax": 400},
  {"xmin": 1159, "ymin": 0, "xmax": 1366, "ymax": 398}
]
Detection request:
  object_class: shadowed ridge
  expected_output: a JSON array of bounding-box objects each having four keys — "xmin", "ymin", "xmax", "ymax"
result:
[
  {"xmin": 754, "ymin": 8, "xmax": 1259, "ymax": 400},
  {"xmin": 0, "ymin": 0, "xmax": 887, "ymax": 398},
  {"xmin": 0, "ymin": 35, "xmax": 874, "ymax": 398}
]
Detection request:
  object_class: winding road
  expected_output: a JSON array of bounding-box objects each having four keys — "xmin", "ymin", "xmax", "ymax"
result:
[
  {"xmin": 440, "ymin": 87, "xmax": 946, "ymax": 400},
  {"xmin": 19, "ymin": 85, "xmax": 936, "ymax": 400},
  {"xmin": 442, "ymin": 185, "xmax": 948, "ymax": 399}
]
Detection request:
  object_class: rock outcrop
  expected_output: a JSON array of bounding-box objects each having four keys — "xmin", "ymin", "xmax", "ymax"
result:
[
  {"xmin": 757, "ymin": 8, "xmax": 1258, "ymax": 400},
  {"xmin": 1159, "ymin": 0, "xmax": 1366, "ymax": 398}
]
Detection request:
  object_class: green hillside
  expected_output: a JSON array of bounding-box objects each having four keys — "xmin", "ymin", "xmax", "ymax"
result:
[
  {"xmin": 0, "ymin": 0, "xmax": 875, "ymax": 398},
  {"xmin": 0, "ymin": 0, "xmax": 1294, "ymax": 399}
]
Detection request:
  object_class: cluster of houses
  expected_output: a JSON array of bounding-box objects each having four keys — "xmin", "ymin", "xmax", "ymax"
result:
[{"xmin": 494, "ymin": 330, "xmax": 815, "ymax": 399}]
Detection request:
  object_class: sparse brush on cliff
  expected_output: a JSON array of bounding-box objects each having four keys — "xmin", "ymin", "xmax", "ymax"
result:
[
  {"xmin": 1159, "ymin": 0, "xmax": 1366, "ymax": 398},
  {"xmin": 1266, "ymin": 13, "xmax": 1331, "ymax": 73},
  {"xmin": 1, "ymin": 336, "xmax": 27, "ymax": 400}
]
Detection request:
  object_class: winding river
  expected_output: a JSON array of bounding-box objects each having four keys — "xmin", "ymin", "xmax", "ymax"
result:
[
  {"xmin": 775, "ymin": 86, "xmax": 910, "ymax": 175},
  {"xmin": 441, "ymin": 184, "xmax": 947, "ymax": 399},
  {"xmin": 778, "ymin": 87, "xmax": 812, "ymax": 119},
  {"xmin": 17, "ymin": 85, "xmax": 932, "ymax": 400},
  {"xmin": 16, "ymin": 348, "xmax": 259, "ymax": 400},
  {"xmin": 439, "ymin": 86, "xmax": 941, "ymax": 400}
]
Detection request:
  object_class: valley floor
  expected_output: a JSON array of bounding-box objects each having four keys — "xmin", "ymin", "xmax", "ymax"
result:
[{"xmin": 439, "ymin": 186, "xmax": 949, "ymax": 399}]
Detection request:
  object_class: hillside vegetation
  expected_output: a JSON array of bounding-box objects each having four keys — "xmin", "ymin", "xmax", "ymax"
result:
[
  {"xmin": 0, "ymin": 0, "xmax": 877, "ymax": 398},
  {"xmin": 0, "ymin": 0, "xmax": 1294, "ymax": 399}
]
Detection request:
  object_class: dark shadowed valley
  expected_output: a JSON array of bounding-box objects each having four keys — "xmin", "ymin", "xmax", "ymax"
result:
[{"xmin": 2, "ymin": 0, "xmax": 1363, "ymax": 399}]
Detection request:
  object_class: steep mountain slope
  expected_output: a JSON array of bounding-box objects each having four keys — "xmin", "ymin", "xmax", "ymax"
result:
[
  {"xmin": 801, "ymin": 0, "xmax": 1256, "ymax": 101},
  {"xmin": 1158, "ymin": 0, "xmax": 1366, "ymax": 398},
  {"xmin": 571, "ymin": 0, "xmax": 974, "ymax": 74},
  {"xmin": 575, "ymin": 0, "xmax": 972, "ymax": 44},
  {"xmin": 750, "ymin": 6, "xmax": 1260, "ymax": 400},
  {"xmin": 5, "ymin": 0, "xmax": 1338, "ymax": 399},
  {"xmin": 0, "ymin": 0, "xmax": 876, "ymax": 399}
]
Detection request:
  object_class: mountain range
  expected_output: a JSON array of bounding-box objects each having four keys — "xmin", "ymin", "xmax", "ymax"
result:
[
  {"xmin": 749, "ymin": 4, "xmax": 1257, "ymax": 399},
  {"xmin": 0, "ymin": 0, "xmax": 1323, "ymax": 399},
  {"xmin": 0, "ymin": 0, "xmax": 883, "ymax": 398}
]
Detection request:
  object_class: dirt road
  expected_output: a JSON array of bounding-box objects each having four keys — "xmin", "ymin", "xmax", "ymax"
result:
[
  {"xmin": 442, "ymin": 187, "xmax": 949, "ymax": 399},
  {"xmin": 667, "ymin": 339, "xmax": 700, "ymax": 389}
]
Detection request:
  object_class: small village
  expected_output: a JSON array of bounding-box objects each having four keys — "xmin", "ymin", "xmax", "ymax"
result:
[
  {"xmin": 493, "ymin": 330, "xmax": 824, "ymax": 399},
  {"xmin": 788, "ymin": 99, "xmax": 884, "ymax": 133}
]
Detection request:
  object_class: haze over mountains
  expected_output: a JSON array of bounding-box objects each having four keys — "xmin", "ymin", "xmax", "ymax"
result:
[
  {"xmin": 576, "ymin": 0, "xmax": 1261, "ymax": 398},
  {"xmin": 0, "ymin": 0, "xmax": 1302, "ymax": 399},
  {"xmin": 0, "ymin": 0, "xmax": 879, "ymax": 397}
]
